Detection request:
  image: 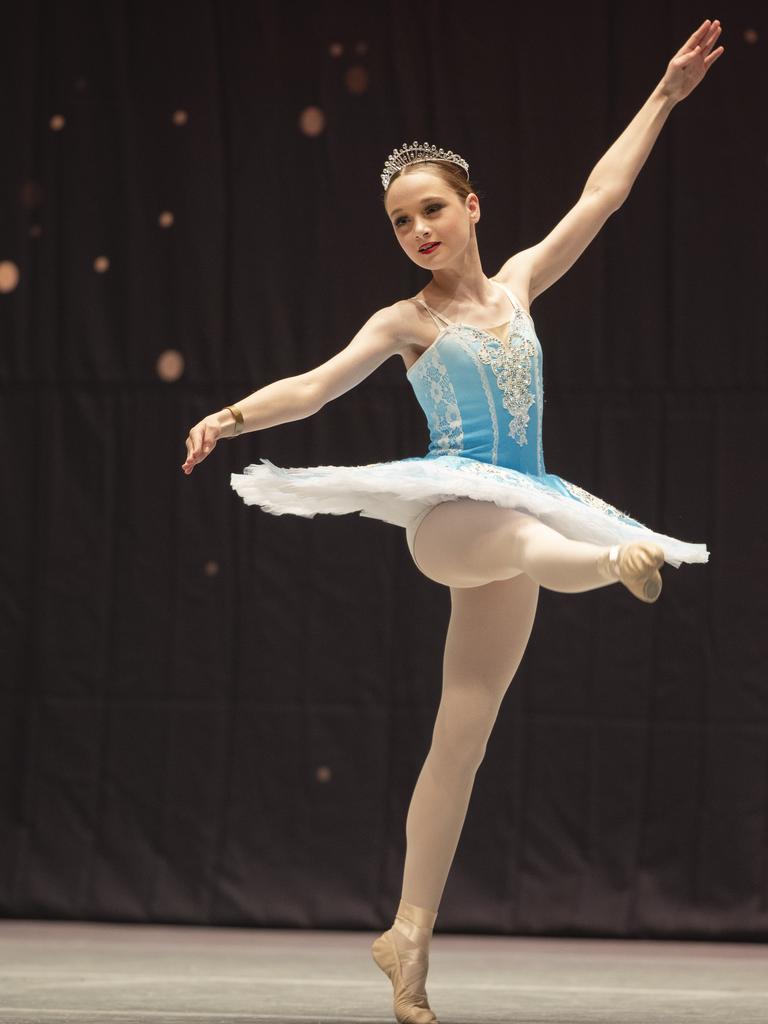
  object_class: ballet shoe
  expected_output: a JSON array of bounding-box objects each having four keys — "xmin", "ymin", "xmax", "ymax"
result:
[
  {"xmin": 371, "ymin": 900, "xmax": 439, "ymax": 1024},
  {"xmin": 598, "ymin": 542, "xmax": 665, "ymax": 603}
]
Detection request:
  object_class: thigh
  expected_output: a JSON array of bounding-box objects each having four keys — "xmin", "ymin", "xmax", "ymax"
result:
[
  {"xmin": 405, "ymin": 505, "xmax": 437, "ymax": 569},
  {"xmin": 406, "ymin": 498, "xmax": 529, "ymax": 588}
]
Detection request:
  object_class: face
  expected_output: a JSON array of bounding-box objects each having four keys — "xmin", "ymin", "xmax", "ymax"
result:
[{"xmin": 384, "ymin": 170, "xmax": 479, "ymax": 266}]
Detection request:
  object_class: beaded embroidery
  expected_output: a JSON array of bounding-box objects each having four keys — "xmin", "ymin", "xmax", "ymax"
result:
[
  {"xmin": 560, "ymin": 479, "xmax": 631, "ymax": 519},
  {"xmin": 473, "ymin": 309, "xmax": 536, "ymax": 447},
  {"xmin": 455, "ymin": 457, "xmax": 547, "ymax": 490}
]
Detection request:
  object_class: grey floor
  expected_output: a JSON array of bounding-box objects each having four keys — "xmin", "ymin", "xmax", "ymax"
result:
[{"xmin": 0, "ymin": 920, "xmax": 766, "ymax": 1023}]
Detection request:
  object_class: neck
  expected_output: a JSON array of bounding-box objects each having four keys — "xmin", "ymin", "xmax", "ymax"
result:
[{"xmin": 424, "ymin": 230, "xmax": 496, "ymax": 305}]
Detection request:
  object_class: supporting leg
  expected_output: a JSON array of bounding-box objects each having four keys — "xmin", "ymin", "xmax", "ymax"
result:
[
  {"xmin": 373, "ymin": 573, "xmax": 540, "ymax": 1023},
  {"xmin": 401, "ymin": 573, "xmax": 539, "ymax": 910}
]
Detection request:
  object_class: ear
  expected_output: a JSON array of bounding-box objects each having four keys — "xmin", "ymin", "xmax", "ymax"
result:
[{"xmin": 466, "ymin": 192, "xmax": 480, "ymax": 223}]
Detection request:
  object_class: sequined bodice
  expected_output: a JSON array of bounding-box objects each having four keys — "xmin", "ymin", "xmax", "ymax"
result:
[{"xmin": 406, "ymin": 298, "xmax": 545, "ymax": 475}]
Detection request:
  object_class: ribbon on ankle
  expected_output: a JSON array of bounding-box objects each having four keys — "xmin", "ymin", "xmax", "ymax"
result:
[
  {"xmin": 597, "ymin": 543, "xmax": 621, "ymax": 582},
  {"xmin": 393, "ymin": 898, "xmax": 437, "ymax": 942}
]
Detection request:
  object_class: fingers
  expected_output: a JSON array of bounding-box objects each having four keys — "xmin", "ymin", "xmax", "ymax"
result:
[
  {"xmin": 182, "ymin": 434, "xmax": 196, "ymax": 473},
  {"xmin": 182, "ymin": 434, "xmax": 195, "ymax": 473},
  {"xmin": 696, "ymin": 19, "xmax": 722, "ymax": 53},
  {"xmin": 181, "ymin": 421, "xmax": 219, "ymax": 474},
  {"xmin": 681, "ymin": 18, "xmax": 720, "ymax": 56},
  {"xmin": 702, "ymin": 20, "xmax": 722, "ymax": 52},
  {"xmin": 675, "ymin": 19, "xmax": 723, "ymax": 72},
  {"xmin": 182, "ymin": 428, "xmax": 203, "ymax": 473},
  {"xmin": 680, "ymin": 19, "xmax": 708, "ymax": 51}
]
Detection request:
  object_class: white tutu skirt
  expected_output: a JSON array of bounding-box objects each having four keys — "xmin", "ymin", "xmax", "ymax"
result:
[{"xmin": 230, "ymin": 455, "xmax": 709, "ymax": 569}]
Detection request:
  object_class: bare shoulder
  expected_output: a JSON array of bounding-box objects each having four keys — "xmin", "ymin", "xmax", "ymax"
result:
[
  {"xmin": 359, "ymin": 299, "xmax": 417, "ymax": 346},
  {"xmin": 390, "ymin": 295, "xmax": 435, "ymax": 341},
  {"xmin": 389, "ymin": 295, "xmax": 439, "ymax": 368},
  {"xmin": 347, "ymin": 297, "xmax": 433, "ymax": 372}
]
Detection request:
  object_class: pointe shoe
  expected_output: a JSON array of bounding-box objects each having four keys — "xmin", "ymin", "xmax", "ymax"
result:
[
  {"xmin": 371, "ymin": 901, "xmax": 439, "ymax": 1024},
  {"xmin": 598, "ymin": 542, "xmax": 665, "ymax": 603}
]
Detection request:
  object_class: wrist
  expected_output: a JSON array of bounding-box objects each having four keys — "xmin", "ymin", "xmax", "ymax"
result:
[
  {"xmin": 216, "ymin": 407, "xmax": 239, "ymax": 438},
  {"xmin": 653, "ymin": 79, "xmax": 679, "ymax": 111}
]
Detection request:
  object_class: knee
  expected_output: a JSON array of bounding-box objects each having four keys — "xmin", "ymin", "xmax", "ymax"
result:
[
  {"xmin": 432, "ymin": 699, "xmax": 499, "ymax": 773},
  {"xmin": 434, "ymin": 727, "xmax": 490, "ymax": 776}
]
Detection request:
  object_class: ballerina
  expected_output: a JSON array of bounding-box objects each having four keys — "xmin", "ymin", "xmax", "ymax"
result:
[{"xmin": 182, "ymin": 18, "xmax": 722, "ymax": 1023}]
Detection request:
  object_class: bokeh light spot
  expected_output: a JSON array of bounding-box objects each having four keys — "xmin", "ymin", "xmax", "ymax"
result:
[
  {"xmin": 159, "ymin": 211, "xmax": 174, "ymax": 228},
  {"xmin": 354, "ymin": 40, "xmax": 368, "ymax": 55},
  {"xmin": 329, "ymin": 42, "xmax": 343, "ymax": 57},
  {"xmin": 29, "ymin": 225, "xmax": 43, "ymax": 239},
  {"xmin": 156, "ymin": 349, "xmax": 185, "ymax": 381},
  {"xmin": 0, "ymin": 262, "xmax": 20, "ymax": 293},
  {"xmin": 94, "ymin": 256, "xmax": 110, "ymax": 273},
  {"xmin": 345, "ymin": 66, "xmax": 368, "ymax": 94},
  {"xmin": 204, "ymin": 560, "xmax": 220, "ymax": 577},
  {"xmin": 50, "ymin": 114, "xmax": 66, "ymax": 131},
  {"xmin": 299, "ymin": 106, "xmax": 326, "ymax": 137},
  {"xmin": 744, "ymin": 28, "xmax": 758, "ymax": 44},
  {"xmin": 19, "ymin": 181, "xmax": 45, "ymax": 210},
  {"xmin": 315, "ymin": 765, "xmax": 332, "ymax": 783},
  {"xmin": 172, "ymin": 109, "xmax": 189, "ymax": 126}
]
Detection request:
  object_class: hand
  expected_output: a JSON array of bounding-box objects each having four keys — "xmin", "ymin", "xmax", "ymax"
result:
[
  {"xmin": 660, "ymin": 19, "xmax": 724, "ymax": 104},
  {"xmin": 181, "ymin": 410, "xmax": 232, "ymax": 474}
]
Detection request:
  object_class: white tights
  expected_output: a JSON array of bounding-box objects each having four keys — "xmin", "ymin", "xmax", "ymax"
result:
[{"xmin": 400, "ymin": 498, "xmax": 619, "ymax": 914}]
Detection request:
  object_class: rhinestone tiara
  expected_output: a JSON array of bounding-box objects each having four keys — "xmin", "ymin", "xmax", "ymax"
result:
[{"xmin": 381, "ymin": 140, "xmax": 469, "ymax": 190}]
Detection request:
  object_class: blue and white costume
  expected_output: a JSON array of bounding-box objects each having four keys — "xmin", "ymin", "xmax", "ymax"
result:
[{"xmin": 230, "ymin": 283, "xmax": 708, "ymax": 569}]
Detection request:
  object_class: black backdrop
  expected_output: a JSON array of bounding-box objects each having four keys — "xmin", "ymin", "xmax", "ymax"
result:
[{"xmin": 1, "ymin": 0, "xmax": 766, "ymax": 938}]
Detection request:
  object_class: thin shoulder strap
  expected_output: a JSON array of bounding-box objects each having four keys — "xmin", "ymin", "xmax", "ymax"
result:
[
  {"xmin": 415, "ymin": 296, "xmax": 452, "ymax": 329},
  {"xmin": 495, "ymin": 281, "xmax": 523, "ymax": 313}
]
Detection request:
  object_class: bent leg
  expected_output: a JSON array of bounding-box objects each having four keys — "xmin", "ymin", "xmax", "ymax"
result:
[
  {"xmin": 401, "ymin": 571, "xmax": 540, "ymax": 913},
  {"xmin": 410, "ymin": 498, "xmax": 620, "ymax": 592}
]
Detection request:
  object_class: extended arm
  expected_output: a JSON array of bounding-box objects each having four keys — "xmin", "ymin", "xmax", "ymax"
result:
[
  {"xmin": 182, "ymin": 305, "xmax": 403, "ymax": 473},
  {"xmin": 181, "ymin": 377, "xmax": 319, "ymax": 474},
  {"xmin": 216, "ymin": 375, "xmax": 319, "ymax": 437},
  {"xmin": 586, "ymin": 18, "xmax": 723, "ymax": 204},
  {"xmin": 496, "ymin": 19, "xmax": 724, "ymax": 303},
  {"xmin": 584, "ymin": 85, "xmax": 675, "ymax": 205}
]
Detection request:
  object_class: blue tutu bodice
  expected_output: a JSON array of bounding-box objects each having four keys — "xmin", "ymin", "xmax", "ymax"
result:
[{"xmin": 230, "ymin": 283, "xmax": 709, "ymax": 568}]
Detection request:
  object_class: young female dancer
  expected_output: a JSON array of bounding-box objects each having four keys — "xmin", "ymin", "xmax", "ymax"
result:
[{"xmin": 182, "ymin": 19, "xmax": 722, "ymax": 1024}]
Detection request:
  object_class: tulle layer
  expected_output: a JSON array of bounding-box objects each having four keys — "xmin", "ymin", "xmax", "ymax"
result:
[{"xmin": 230, "ymin": 455, "xmax": 709, "ymax": 569}]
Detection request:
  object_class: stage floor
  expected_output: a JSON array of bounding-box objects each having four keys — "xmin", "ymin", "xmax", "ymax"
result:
[{"xmin": 0, "ymin": 920, "xmax": 766, "ymax": 1023}]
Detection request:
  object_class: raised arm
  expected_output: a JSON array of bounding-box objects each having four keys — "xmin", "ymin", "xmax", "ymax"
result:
[
  {"xmin": 495, "ymin": 19, "xmax": 724, "ymax": 305},
  {"xmin": 182, "ymin": 304, "xmax": 404, "ymax": 473}
]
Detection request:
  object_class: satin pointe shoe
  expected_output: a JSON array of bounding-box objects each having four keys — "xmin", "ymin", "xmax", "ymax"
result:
[
  {"xmin": 371, "ymin": 900, "xmax": 439, "ymax": 1024},
  {"xmin": 598, "ymin": 542, "xmax": 665, "ymax": 603}
]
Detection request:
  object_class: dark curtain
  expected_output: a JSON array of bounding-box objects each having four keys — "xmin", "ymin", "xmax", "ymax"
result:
[{"xmin": 1, "ymin": 0, "xmax": 766, "ymax": 937}]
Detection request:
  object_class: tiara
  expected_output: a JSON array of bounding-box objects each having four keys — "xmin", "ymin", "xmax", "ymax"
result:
[{"xmin": 381, "ymin": 141, "xmax": 469, "ymax": 190}]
